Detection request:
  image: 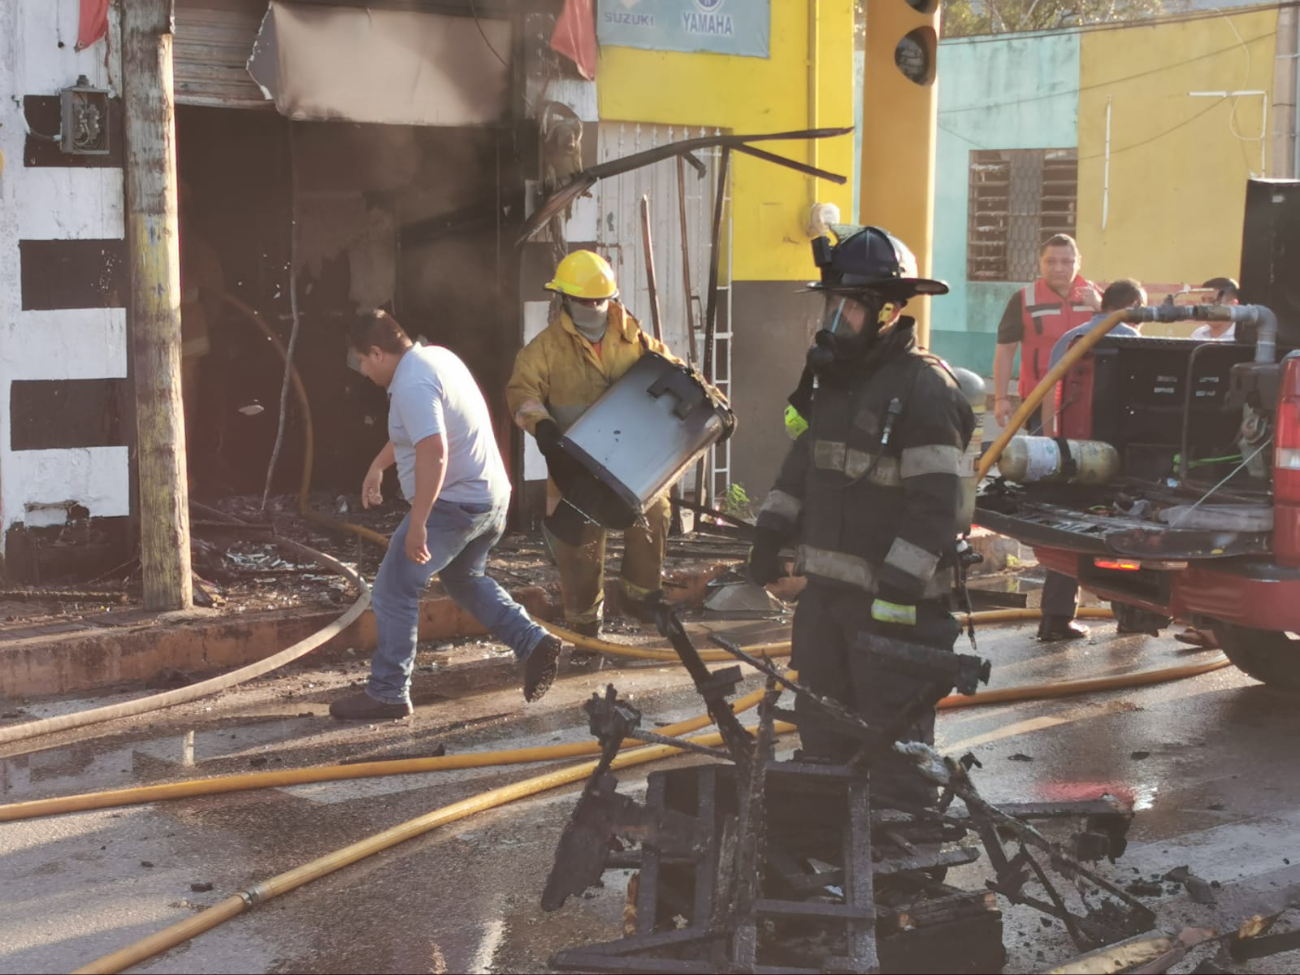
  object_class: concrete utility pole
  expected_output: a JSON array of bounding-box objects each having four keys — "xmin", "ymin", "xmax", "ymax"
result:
[
  {"xmin": 1272, "ymin": 3, "xmax": 1299, "ymax": 179},
  {"xmin": 123, "ymin": 0, "xmax": 192, "ymax": 610}
]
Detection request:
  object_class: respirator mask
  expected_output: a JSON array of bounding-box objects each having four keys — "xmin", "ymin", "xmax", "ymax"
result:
[{"xmin": 807, "ymin": 293, "xmax": 896, "ymax": 372}]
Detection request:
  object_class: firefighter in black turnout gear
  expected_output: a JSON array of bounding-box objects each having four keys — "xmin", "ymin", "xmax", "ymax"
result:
[{"xmin": 749, "ymin": 226, "xmax": 975, "ymax": 805}]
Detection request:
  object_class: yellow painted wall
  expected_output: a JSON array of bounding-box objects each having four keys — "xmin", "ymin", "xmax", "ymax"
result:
[
  {"xmin": 596, "ymin": 0, "xmax": 856, "ymax": 281},
  {"xmin": 1077, "ymin": 10, "xmax": 1278, "ymax": 291}
]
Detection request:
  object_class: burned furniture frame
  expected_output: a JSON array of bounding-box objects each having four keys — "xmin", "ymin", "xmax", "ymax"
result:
[{"xmin": 541, "ymin": 607, "xmax": 1150, "ymax": 974}]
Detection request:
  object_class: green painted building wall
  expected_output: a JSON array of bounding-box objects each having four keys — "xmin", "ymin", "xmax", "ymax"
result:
[{"xmin": 931, "ymin": 31, "xmax": 1080, "ymax": 375}]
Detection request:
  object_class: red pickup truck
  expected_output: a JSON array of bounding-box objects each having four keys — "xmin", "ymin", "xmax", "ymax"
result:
[{"xmin": 975, "ymin": 299, "xmax": 1300, "ymax": 690}]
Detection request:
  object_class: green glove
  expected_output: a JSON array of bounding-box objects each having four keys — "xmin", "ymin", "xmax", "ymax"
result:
[{"xmin": 784, "ymin": 404, "xmax": 808, "ymax": 440}]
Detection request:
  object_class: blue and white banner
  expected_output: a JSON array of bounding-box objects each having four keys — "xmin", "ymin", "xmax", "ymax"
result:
[{"xmin": 598, "ymin": 0, "xmax": 770, "ymax": 59}]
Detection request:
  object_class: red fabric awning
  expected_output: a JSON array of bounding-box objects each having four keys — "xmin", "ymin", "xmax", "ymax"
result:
[
  {"xmin": 77, "ymin": 0, "xmax": 109, "ymax": 51},
  {"xmin": 551, "ymin": 0, "xmax": 596, "ymax": 81}
]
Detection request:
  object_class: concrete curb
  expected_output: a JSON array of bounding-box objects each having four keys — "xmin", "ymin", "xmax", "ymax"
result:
[
  {"xmin": 0, "ymin": 560, "xmax": 737, "ymax": 701},
  {"xmin": 0, "ymin": 588, "xmax": 559, "ymax": 701},
  {"xmin": 0, "ymin": 535, "xmax": 1023, "ymax": 702}
]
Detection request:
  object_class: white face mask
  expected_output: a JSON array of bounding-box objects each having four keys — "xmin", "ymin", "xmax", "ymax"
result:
[{"xmin": 568, "ymin": 300, "xmax": 610, "ymax": 341}]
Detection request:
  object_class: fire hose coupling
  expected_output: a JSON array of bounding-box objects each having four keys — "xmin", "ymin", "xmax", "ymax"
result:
[{"xmin": 236, "ymin": 884, "xmax": 268, "ymax": 908}]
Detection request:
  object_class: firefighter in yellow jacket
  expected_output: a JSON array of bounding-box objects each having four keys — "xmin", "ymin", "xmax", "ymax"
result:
[{"xmin": 506, "ymin": 251, "xmax": 675, "ymax": 637}]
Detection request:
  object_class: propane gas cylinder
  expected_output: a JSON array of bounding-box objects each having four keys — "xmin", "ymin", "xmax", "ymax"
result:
[
  {"xmin": 951, "ymin": 367, "xmax": 986, "ymax": 532},
  {"xmin": 998, "ymin": 436, "xmax": 1120, "ymax": 486}
]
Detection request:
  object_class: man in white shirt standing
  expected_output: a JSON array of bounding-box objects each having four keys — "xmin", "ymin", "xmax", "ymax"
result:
[
  {"xmin": 331, "ymin": 311, "xmax": 563, "ymax": 720},
  {"xmin": 1191, "ymin": 277, "xmax": 1240, "ymax": 341}
]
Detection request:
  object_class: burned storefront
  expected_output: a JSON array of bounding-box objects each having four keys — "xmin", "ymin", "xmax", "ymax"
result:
[{"xmin": 172, "ymin": 0, "xmax": 528, "ymax": 502}]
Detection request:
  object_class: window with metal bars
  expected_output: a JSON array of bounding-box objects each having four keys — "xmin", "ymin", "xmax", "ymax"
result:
[{"xmin": 968, "ymin": 149, "xmax": 1078, "ymax": 282}]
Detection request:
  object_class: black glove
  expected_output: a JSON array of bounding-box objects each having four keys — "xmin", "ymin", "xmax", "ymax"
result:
[
  {"xmin": 747, "ymin": 529, "xmax": 786, "ymax": 587},
  {"xmin": 534, "ymin": 419, "xmax": 563, "ymax": 457},
  {"xmin": 544, "ymin": 499, "xmax": 589, "ymax": 547}
]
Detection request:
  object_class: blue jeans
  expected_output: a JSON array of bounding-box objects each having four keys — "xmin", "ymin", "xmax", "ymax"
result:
[{"xmin": 368, "ymin": 498, "xmax": 549, "ymax": 705}]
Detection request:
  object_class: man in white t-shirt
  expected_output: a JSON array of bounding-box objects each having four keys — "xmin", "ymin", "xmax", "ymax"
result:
[
  {"xmin": 330, "ymin": 311, "xmax": 563, "ymax": 720},
  {"xmin": 1190, "ymin": 277, "xmax": 1239, "ymax": 341}
]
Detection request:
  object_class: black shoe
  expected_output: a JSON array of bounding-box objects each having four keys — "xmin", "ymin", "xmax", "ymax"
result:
[
  {"xmin": 329, "ymin": 691, "xmax": 412, "ymax": 721},
  {"xmin": 622, "ymin": 590, "xmax": 664, "ymax": 624},
  {"xmin": 524, "ymin": 636, "xmax": 562, "ymax": 703},
  {"xmin": 1037, "ymin": 616, "xmax": 1090, "ymax": 642}
]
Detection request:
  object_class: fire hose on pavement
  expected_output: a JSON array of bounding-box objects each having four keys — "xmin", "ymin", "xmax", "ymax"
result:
[
  {"xmin": 0, "ymin": 636, "xmax": 1224, "ymax": 825},
  {"xmin": 65, "ymin": 637, "xmax": 1234, "ymax": 975}
]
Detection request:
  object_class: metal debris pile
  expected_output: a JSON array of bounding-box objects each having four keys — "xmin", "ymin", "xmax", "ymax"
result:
[{"xmin": 540, "ymin": 606, "xmax": 1151, "ymax": 974}]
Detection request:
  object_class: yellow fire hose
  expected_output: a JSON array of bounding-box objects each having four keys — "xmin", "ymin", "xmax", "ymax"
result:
[
  {"xmin": 0, "ymin": 686, "xmax": 771, "ymax": 822},
  {"xmin": 2, "ymin": 633, "xmax": 1228, "ymax": 827},
  {"xmin": 0, "ymin": 602, "xmax": 1111, "ymax": 752},
  {"xmin": 71, "ymin": 641, "xmax": 1235, "ymax": 975},
  {"xmin": 536, "ymin": 606, "xmax": 1118, "ymax": 662},
  {"xmin": 71, "ymin": 725, "xmax": 768, "ymax": 975}
]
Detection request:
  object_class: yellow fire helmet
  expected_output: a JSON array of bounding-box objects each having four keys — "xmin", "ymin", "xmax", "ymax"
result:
[{"xmin": 545, "ymin": 250, "xmax": 620, "ymax": 301}]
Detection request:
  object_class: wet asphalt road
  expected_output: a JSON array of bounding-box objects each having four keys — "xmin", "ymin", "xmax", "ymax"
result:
[{"xmin": 3, "ymin": 616, "xmax": 1300, "ymax": 975}]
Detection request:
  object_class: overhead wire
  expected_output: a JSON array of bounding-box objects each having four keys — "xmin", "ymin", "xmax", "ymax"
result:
[
  {"xmin": 942, "ymin": 0, "xmax": 1293, "ymax": 46},
  {"xmin": 938, "ymin": 8, "xmax": 1275, "ymax": 168},
  {"xmin": 468, "ymin": 0, "xmax": 511, "ymax": 70},
  {"xmin": 941, "ymin": 94, "xmax": 1234, "ymax": 160},
  {"xmin": 1219, "ymin": 13, "xmax": 1269, "ymax": 175},
  {"xmin": 938, "ymin": 29, "xmax": 1277, "ymax": 116}
]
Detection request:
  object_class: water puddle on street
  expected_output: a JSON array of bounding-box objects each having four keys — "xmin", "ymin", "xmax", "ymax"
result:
[{"xmin": 0, "ymin": 715, "xmax": 322, "ymax": 802}]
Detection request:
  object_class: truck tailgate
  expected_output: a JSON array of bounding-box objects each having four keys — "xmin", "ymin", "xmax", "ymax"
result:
[{"xmin": 975, "ymin": 499, "xmax": 1271, "ymax": 560}]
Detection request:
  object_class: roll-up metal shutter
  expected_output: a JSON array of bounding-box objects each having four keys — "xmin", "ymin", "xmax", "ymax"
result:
[{"xmin": 173, "ymin": 0, "xmax": 270, "ymax": 109}]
